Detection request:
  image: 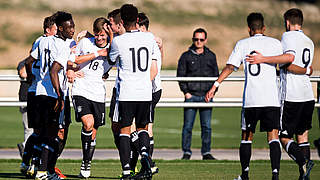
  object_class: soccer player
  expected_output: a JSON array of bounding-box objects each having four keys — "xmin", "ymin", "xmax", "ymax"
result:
[
  {"xmin": 20, "ymin": 14, "xmax": 57, "ymax": 177},
  {"xmin": 108, "ymin": 4, "xmax": 160, "ymax": 179},
  {"xmin": 26, "ymin": 11, "xmax": 75, "ymax": 180},
  {"xmin": 134, "ymin": 12, "xmax": 162, "ymax": 174},
  {"xmin": 70, "ymin": 17, "xmax": 113, "ymax": 178},
  {"xmin": 205, "ymin": 12, "xmax": 292, "ymax": 180},
  {"xmin": 246, "ymin": 8, "xmax": 315, "ymax": 180}
]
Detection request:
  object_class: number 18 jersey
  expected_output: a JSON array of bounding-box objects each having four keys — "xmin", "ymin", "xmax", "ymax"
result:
[
  {"xmin": 71, "ymin": 37, "xmax": 112, "ymax": 103},
  {"xmin": 109, "ymin": 31, "xmax": 161, "ymax": 101},
  {"xmin": 280, "ymin": 30, "xmax": 314, "ymax": 102},
  {"xmin": 227, "ymin": 34, "xmax": 283, "ymax": 107}
]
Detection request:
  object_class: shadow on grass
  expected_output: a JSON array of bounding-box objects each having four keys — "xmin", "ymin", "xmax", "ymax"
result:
[
  {"xmin": 65, "ymin": 174, "xmax": 119, "ymax": 179},
  {"xmin": 0, "ymin": 173, "xmax": 26, "ymax": 179}
]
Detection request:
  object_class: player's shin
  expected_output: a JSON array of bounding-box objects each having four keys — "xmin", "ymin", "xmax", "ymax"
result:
[
  {"xmin": 240, "ymin": 140, "xmax": 252, "ymax": 179},
  {"xmin": 269, "ymin": 139, "xmax": 281, "ymax": 175},
  {"xmin": 119, "ymin": 134, "xmax": 131, "ymax": 175}
]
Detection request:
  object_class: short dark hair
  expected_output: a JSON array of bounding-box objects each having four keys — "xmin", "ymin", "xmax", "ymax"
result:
[
  {"xmin": 93, "ymin": 17, "xmax": 110, "ymax": 33},
  {"xmin": 138, "ymin": 12, "xmax": 149, "ymax": 30},
  {"xmin": 193, "ymin": 28, "xmax": 207, "ymax": 39},
  {"xmin": 54, "ymin": 11, "xmax": 73, "ymax": 27},
  {"xmin": 120, "ymin": 4, "xmax": 138, "ymax": 26},
  {"xmin": 43, "ymin": 15, "xmax": 55, "ymax": 34},
  {"xmin": 247, "ymin": 12, "xmax": 264, "ymax": 31},
  {"xmin": 107, "ymin": 9, "xmax": 121, "ymax": 24},
  {"xmin": 284, "ymin": 8, "xmax": 303, "ymax": 26}
]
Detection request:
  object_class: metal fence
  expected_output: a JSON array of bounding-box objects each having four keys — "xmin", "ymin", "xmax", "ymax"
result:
[{"xmin": 1, "ymin": 75, "xmax": 319, "ymax": 107}]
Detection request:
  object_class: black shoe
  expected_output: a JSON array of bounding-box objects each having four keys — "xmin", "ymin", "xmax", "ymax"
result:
[
  {"xmin": 120, "ymin": 174, "xmax": 134, "ymax": 180},
  {"xmin": 202, "ymin": 154, "xmax": 217, "ymax": 160},
  {"xmin": 136, "ymin": 154, "xmax": 152, "ymax": 180},
  {"xmin": 181, "ymin": 154, "xmax": 191, "ymax": 160},
  {"xmin": 314, "ymin": 138, "xmax": 320, "ymax": 157},
  {"xmin": 17, "ymin": 143, "xmax": 24, "ymax": 159},
  {"xmin": 272, "ymin": 173, "xmax": 279, "ymax": 180}
]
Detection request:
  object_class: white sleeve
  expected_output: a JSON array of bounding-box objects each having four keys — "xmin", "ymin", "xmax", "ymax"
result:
[
  {"xmin": 152, "ymin": 39, "xmax": 161, "ymax": 61},
  {"xmin": 30, "ymin": 42, "xmax": 40, "ymax": 59},
  {"xmin": 281, "ymin": 33, "xmax": 296, "ymax": 56},
  {"xmin": 226, "ymin": 41, "xmax": 243, "ymax": 69},
  {"xmin": 109, "ymin": 38, "xmax": 120, "ymax": 63},
  {"xmin": 53, "ymin": 43, "xmax": 69, "ymax": 70}
]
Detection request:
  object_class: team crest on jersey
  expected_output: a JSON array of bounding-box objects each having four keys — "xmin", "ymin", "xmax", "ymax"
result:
[{"xmin": 77, "ymin": 106, "xmax": 82, "ymax": 113}]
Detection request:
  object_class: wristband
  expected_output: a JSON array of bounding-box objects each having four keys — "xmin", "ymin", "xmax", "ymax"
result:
[
  {"xmin": 72, "ymin": 63, "xmax": 77, "ymax": 69},
  {"xmin": 305, "ymin": 67, "xmax": 311, "ymax": 75},
  {"xmin": 94, "ymin": 51, "xmax": 99, "ymax": 58},
  {"xmin": 214, "ymin": 81, "xmax": 220, "ymax": 88}
]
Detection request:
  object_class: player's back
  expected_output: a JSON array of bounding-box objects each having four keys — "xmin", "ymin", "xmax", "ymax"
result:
[
  {"xmin": 111, "ymin": 31, "xmax": 158, "ymax": 101},
  {"xmin": 280, "ymin": 31, "xmax": 314, "ymax": 102},
  {"xmin": 228, "ymin": 34, "xmax": 283, "ymax": 107}
]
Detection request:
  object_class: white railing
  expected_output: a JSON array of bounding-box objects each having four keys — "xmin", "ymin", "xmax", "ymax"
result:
[{"xmin": 1, "ymin": 75, "xmax": 319, "ymax": 107}]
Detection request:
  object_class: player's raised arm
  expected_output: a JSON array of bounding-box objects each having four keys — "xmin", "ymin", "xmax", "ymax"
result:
[{"xmin": 205, "ymin": 64, "xmax": 234, "ymax": 102}]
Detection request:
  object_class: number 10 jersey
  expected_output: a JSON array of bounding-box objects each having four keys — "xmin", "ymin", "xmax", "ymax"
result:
[{"xmin": 109, "ymin": 31, "xmax": 161, "ymax": 101}]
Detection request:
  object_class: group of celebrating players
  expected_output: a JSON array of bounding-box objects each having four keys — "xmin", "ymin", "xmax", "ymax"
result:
[
  {"xmin": 17, "ymin": 2, "xmax": 317, "ymax": 180},
  {"xmin": 19, "ymin": 4, "xmax": 162, "ymax": 180}
]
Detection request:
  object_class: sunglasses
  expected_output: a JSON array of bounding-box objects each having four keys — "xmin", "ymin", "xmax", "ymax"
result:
[{"xmin": 192, "ymin": 38, "xmax": 205, "ymax": 42}]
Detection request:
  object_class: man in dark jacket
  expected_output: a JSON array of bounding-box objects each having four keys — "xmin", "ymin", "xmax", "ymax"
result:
[{"xmin": 177, "ymin": 28, "xmax": 219, "ymax": 160}]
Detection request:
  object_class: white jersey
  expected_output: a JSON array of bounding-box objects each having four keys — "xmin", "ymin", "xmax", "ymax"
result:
[
  {"xmin": 152, "ymin": 37, "xmax": 162, "ymax": 93},
  {"xmin": 71, "ymin": 37, "xmax": 112, "ymax": 103},
  {"xmin": 31, "ymin": 35, "xmax": 73, "ymax": 98},
  {"xmin": 28, "ymin": 35, "xmax": 46, "ymax": 93},
  {"xmin": 109, "ymin": 30, "xmax": 161, "ymax": 101},
  {"xmin": 280, "ymin": 30, "xmax": 314, "ymax": 102},
  {"xmin": 227, "ymin": 34, "xmax": 283, "ymax": 107}
]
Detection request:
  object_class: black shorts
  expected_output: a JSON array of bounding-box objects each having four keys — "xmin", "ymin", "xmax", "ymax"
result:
[
  {"xmin": 109, "ymin": 87, "xmax": 118, "ymax": 122},
  {"xmin": 27, "ymin": 92, "xmax": 41, "ymax": 129},
  {"xmin": 150, "ymin": 89, "xmax": 162, "ymax": 123},
  {"xmin": 242, "ymin": 107, "xmax": 280, "ymax": 133},
  {"xmin": 72, "ymin": 95, "xmax": 106, "ymax": 129},
  {"xmin": 280, "ymin": 100, "xmax": 314, "ymax": 138},
  {"xmin": 118, "ymin": 101, "xmax": 151, "ymax": 128},
  {"xmin": 37, "ymin": 95, "xmax": 59, "ymax": 128},
  {"xmin": 58, "ymin": 96, "xmax": 72, "ymax": 129}
]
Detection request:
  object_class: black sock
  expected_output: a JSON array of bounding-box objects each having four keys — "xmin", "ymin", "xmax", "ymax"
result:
[
  {"xmin": 298, "ymin": 142, "xmax": 310, "ymax": 161},
  {"xmin": 149, "ymin": 136, "xmax": 154, "ymax": 158},
  {"xmin": 286, "ymin": 140, "xmax": 306, "ymax": 167},
  {"xmin": 113, "ymin": 133, "xmax": 120, "ymax": 150},
  {"xmin": 89, "ymin": 139, "xmax": 96, "ymax": 161},
  {"xmin": 240, "ymin": 141, "xmax": 252, "ymax": 179},
  {"xmin": 119, "ymin": 134, "xmax": 131, "ymax": 174},
  {"xmin": 47, "ymin": 137, "xmax": 62, "ymax": 174},
  {"xmin": 138, "ymin": 130, "xmax": 150, "ymax": 155},
  {"xmin": 269, "ymin": 140, "xmax": 281, "ymax": 175},
  {"xmin": 38, "ymin": 142, "xmax": 54, "ymax": 171},
  {"xmin": 22, "ymin": 133, "xmax": 39, "ymax": 165},
  {"xmin": 81, "ymin": 128, "xmax": 92, "ymax": 163},
  {"xmin": 130, "ymin": 132, "xmax": 139, "ymax": 171}
]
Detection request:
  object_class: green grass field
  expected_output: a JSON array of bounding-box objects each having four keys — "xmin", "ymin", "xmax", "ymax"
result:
[
  {"xmin": 0, "ymin": 106, "xmax": 319, "ymax": 149},
  {"xmin": 0, "ymin": 159, "xmax": 319, "ymax": 179}
]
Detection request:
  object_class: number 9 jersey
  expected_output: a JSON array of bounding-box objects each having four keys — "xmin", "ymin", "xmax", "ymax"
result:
[
  {"xmin": 109, "ymin": 31, "xmax": 161, "ymax": 101},
  {"xmin": 280, "ymin": 30, "xmax": 314, "ymax": 102}
]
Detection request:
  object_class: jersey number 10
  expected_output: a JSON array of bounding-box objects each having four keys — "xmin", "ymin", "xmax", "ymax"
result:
[{"xmin": 129, "ymin": 47, "xmax": 149, "ymax": 72}]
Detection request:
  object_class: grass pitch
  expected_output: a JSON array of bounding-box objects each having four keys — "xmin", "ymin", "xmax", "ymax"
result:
[
  {"xmin": 0, "ymin": 107, "xmax": 320, "ymax": 149},
  {"xmin": 0, "ymin": 159, "xmax": 319, "ymax": 180}
]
